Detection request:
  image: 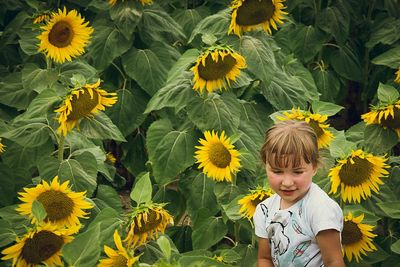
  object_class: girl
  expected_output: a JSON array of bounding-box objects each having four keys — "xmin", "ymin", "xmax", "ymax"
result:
[{"xmin": 254, "ymin": 120, "xmax": 345, "ymax": 267}]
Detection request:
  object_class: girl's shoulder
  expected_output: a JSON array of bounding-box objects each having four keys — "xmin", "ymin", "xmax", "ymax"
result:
[{"xmin": 304, "ymin": 183, "xmax": 342, "ymax": 218}]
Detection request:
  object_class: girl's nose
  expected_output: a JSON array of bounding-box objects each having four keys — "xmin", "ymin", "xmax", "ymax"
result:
[{"xmin": 281, "ymin": 175, "xmax": 294, "ymax": 186}]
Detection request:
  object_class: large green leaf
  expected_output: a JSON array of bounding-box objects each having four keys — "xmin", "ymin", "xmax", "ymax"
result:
[
  {"xmin": 179, "ymin": 256, "xmax": 234, "ymax": 267},
  {"xmin": 59, "ymin": 61, "xmax": 97, "ymax": 84},
  {"xmin": 317, "ymin": 6, "xmax": 349, "ymax": 45},
  {"xmin": 110, "ymin": 0, "xmax": 142, "ymax": 39},
  {"xmin": 312, "ymin": 69, "xmax": 341, "ymax": 102},
  {"xmin": 372, "ymin": 46, "xmax": 400, "ymax": 69},
  {"xmin": 192, "ymin": 209, "xmax": 227, "ymax": 250},
  {"xmin": 366, "ymin": 17, "xmax": 400, "ymax": 48},
  {"xmin": 187, "ymin": 173, "xmax": 219, "ymax": 217},
  {"xmin": 188, "ymin": 9, "xmax": 230, "ymax": 43},
  {"xmin": 187, "ymin": 92, "xmax": 242, "ymax": 135},
  {"xmin": 0, "ymin": 72, "xmax": 36, "ymax": 109},
  {"xmin": 21, "ymin": 63, "xmax": 58, "ymax": 94},
  {"xmin": 2, "ymin": 120, "xmax": 51, "ymax": 147},
  {"xmin": 18, "ymin": 27, "xmax": 40, "ymax": 56},
  {"xmin": 130, "ymin": 172, "xmax": 152, "ymax": 205},
  {"xmin": 311, "ymin": 100, "xmax": 344, "ymax": 116},
  {"xmin": 121, "ymin": 132, "xmax": 147, "ymax": 177},
  {"xmin": 291, "ymin": 24, "xmax": 326, "ymax": 62},
  {"xmin": 0, "ymin": 219, "xmax": 15, "ymax": 247},
  {"xmin": 329, "ymin": 45, "xmax": 363, "ymax": 82},
  {"xmin": 95, "ymin": 185, "xmax": 123, "ymax": 213},
  {"xmin": 329, "ymin": 131, "xmax": 356, "ymax": 158},
  {"xmin": 122, "ymin": 47, "xmax": 168, "ymax": 96},
  {"xmin": 377, "ymin": 83, "xmax": 399, "ymax": 104},
  {"xmin": 167, "ymin": 48, "xmax": 199, "ymax": 82},
  {"xmin": 62, "ymin": 224, "xmax": 101, "ymax": 267},
  {"xmin": 364, "ymin": 125, "xmax": 398, "ymax": 154},
  {"xmin": 392, "ymin": 239, "xmax": 400, "ymax": 255},
  {"xmin": 79, "ymin": 112, "xmax": 126, "ymax": 142},
  {"xmin": 146, "ymin": 120, "xmax": 197, "ymax": 185},
  {"xmin": 87, "ymin": 207, "xmax": 121, "ymax": 247},
  {"xmin": 173, "ymin": 8, "xmax": 203, "ymax": 38}
]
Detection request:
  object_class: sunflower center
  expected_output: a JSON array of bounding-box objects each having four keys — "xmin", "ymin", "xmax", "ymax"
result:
[
  {"xmin": 134, "ymin": 210, "xmax": 163, "ymax": 234},
  {"xmin": 37, "ymin": 190, "xmax": 74, "ymax": 222},
  {"xmin": 198, "ymin": 53, "xmax": 237, "ymax": 80},
  {"xmin": 113, "ymin": 255, "xmax": 128, "ymax": 267},
  {"xmin": 67, "ymin": 89, "xmax": 99, "ymax": 121},
  {"xmin": 338, "ymin": 157, "xmax": 373, "ymax": 186},
  {"xmin": 48, "ymin": 21, "xmax": 74, "ymax": 48},
  {"xmin": 21, "ymin": 230, "xmax": 64, "ymax": 264},
  {"xmin": 209, "ymin": 142, "xmax": 232, "ymax": 168},
  {"xmin": 236, "ymin": 0, "xmax": 275, "ymax": 26},
  {"xmin": 380, "ymin": 107, "xmax": 400, "ymax": 129},
  {"xmin": 342, "ymin": 221, "xmax": 362, "ymax": 245},
  {"xmin": 308, "ymin": 119, "xmax": 324, "ymax": 138}
]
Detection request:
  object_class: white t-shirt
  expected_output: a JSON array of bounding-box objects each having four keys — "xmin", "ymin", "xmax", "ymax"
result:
[{"xmin": 253, "ymin": 183, "xmax": 343, "ymax": 267}]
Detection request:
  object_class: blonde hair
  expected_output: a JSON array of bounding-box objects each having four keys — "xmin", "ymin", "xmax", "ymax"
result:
[{"xmin": 260, "ymin": 120, "xmax": 320, "ymax": 168}]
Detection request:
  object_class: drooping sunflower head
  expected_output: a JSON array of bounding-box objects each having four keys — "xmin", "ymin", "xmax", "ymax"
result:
[
  {"xmin": 108, "ymin": 0, "xmax": 153, "ymax": 6},
  {"xmin": 54, "ymin": 80, "xmax": 118, "ymax": 136},
  {"xmin": 361, "ymin": 100, "xmax": 400, "ymax": 136},
  {"xmin": 342, "ymin": 212, "xmax": 377, "ymax": 263},
  {"xmin": 238, "ymin": 187, "xmax": 274, "ymax": 219},
  {"xmin": 124, "ymin": 202, "xmax": 173, "ymax": 248},
  {"xmin": 195, "ymin": 130, "xmax": 241, "ymax": 182},
  {"xmin": 1, "ymin": 222, "xmax": 78, "ymax": 267},
  {"xmin": 0, "ymin": 138, "xmax": 5, "ymax": 153},
  {"xmin": 37, "ymin": 7, "xmax": 94, "ymax": 63},
  {"xmin": 16, "ymin": 176, "xmax": 93, "ymax": 227},
  {"xmin": 395, "ymin": 68, "xmax": 400, "ymax": 84},
  {"xmin": 191, "ymin": 47, "xmax": 246, "ymax": 93},
  {"xmin": 329, "ymin": 150, "xmax": 390, "ymax": 203},
  {"xmin": 99, "ymin": 229, "xmax": 140, "ymax": 267},
  {"xmin": 228, "ymin": 0, "xmax": 288, "ymax": 36},
  {"xmin": 277, "ymin": 108, "xmax": 334, "ymax": 149}
]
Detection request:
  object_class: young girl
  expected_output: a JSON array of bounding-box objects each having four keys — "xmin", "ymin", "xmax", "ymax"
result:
[{"xmin": 253, "ymin": 120, "xmax": 345, "ymax": 267}]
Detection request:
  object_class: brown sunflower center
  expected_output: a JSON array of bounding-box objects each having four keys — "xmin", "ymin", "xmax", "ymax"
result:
[
  {"xmin": 209, "ymin": 142, "xmax": 232, "ymax": 168},
  {"xmin": 341, "ymin": 221, "xmax": 362, "ymax": 245},
  {"xmin": 133, "ymin": 210, "xmax": 163, "ymax": 234},
  {"xmin": 338, "ymin": 156, "xmax": 373, "ymax": 186},
  {"xmin": 308, "ymin": 119, "xmax": 324, "ymax": 139},
  {"xmin": 37, "ymin": 190, "xmax": 74, "ymax": 222},
  {"xmin": 198, "ymin": 53, "xmax": 237, "ymax": 81},
  {"xmin": 21, "ymin": 230, "xmax": 64, "ymax": 264},
  {"xmin": 67, "ymin": 89, "xmax": 99, "ymax": 121},
  {"xmin": 113, "ymin": 255, "xmax": 128, "ymax": 267},
  {"xmin": 236, "ymin": 0, "xmax": 275, "ymax": 26},
  {"xmin": 48, "ymin": 21, "xmax": 74, "ymax": 48},
  {"xmin": 380, "ymin": 107, "xmax": 400, "ymax": 129}
]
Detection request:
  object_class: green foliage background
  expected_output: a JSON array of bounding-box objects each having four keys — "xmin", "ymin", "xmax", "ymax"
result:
[{"xmin": 1, "ymin": 0, "xmax": 400, "ymax": 266}]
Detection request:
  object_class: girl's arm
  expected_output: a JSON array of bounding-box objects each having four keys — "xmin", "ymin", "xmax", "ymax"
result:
[
  {"xmin": 257, "ymin": 238, "xmax": 274, "ymax": 267},
  {"xmin": 316, "ymin": 229, "xmax": 345, "ymax": 267}
]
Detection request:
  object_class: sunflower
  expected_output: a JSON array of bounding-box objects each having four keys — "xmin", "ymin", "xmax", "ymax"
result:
[
  {"xmin": 0, "ymin": 138, "xmax": 5, "ymax": 153},
  {"xmin": 124, "ymin": 202, "xmax": 173, "ymax": 248},
  {"xmin": 106, "ymin": 152, "xmax": 117, "ymax": 165},
  {"xmin": 37, "ymin": 7, "xmax": 93, "ymax": 63},
  {"xmin": 108, "ymin": 0, "xmax": 153, "ymax": 6},
  {"xmin": 278, "ymin": 108, "xmax": 334, "ymax": 149},
  {"xmin": 342, "ymin": 212, "xmax": 377, "ymax": 263},
  {"xmin": 191, "ymin": 47, "xmax": 246, "ymax": 93},
  {"xmin": 395, "ymin": 68, "xmax": 400, "ymax": 84},
  {"xmin": 238, "ymin": 187, "xmax": 274, "ymax": 219},
  {"xmin": 1, "ymin": 222, "xmax": 78, "ymax": 267},
  {"xmin": 228, "ymin": 0, "xmax": 287, "ymax": 36},
  {"xmin": 195, "ymin": 130, "xmax": 241, "ymax": 182},
  {"xmin": 33, "ymin": 13, "xmax": 50, "ymax": 24},
  {"xmin": 16, "ymin": 176, "xmax": 93, "ymax": 228},
  {"xmin": 361, "ymin": 100, "xmax": 400, "ymax": 136},
  {"xmin": 54, "ymin": 80, "xmax": 118, "ymax": 136},
  {"xmin": 98, "ymin": 230, "xmax": 140, "ymax": 267},
  {"xmin": 329, "ymin": 150, "xmax": 390, "ymax": 203}
]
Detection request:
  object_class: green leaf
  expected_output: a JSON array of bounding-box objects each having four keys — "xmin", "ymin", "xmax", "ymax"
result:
[
  {"xmin": 364, "ymin": 125, "xmax": 398, "ymax": 154},
  {"xmin": 187, "ymin": 173, "xmax": 219, "ymax": 217},
  {"xmin": 0, "ymin": 219, "xmax": 15, "ymax": 247},
  {"xmin": 377, "ymin": 83, "xmax": 399, "ymax": 104},
  {"xmin": 179, "ymin": 256, "xmax": 234, "ymax": 267},
  {"xmin": 2, "ymin": 120, "xmax": 51, "ymax": 147},
  {"xmin": 291, "ymin": 24, "xmax": 326, "ymax": 62},
  {"xmin": 130, "ymin": 172, "xmax": 152, "ymax": 205},
  {"xmin": 122, "ymin": 47, "xmax": 168, "ymax": 96},
  {"xmin": 38, "ymin": 156, "xmax": 60, "ymax": 181},
  {"xmin": 329, "ymin": 45, "xmax": 363, "ymax": 82},
  {"xmin": 329, "ymin": 131, "xmax": 356, "ymax": 158},
  {"xmin": 146, "ymin": 120, "xmax": 197, "ymax": 185},
  {"xmin": 317, "ymin": 6, "xmax": 349, "ymax": 45},
  {"xmin": 59, "ymin": 61, "xmax": 97, "ymax": 84},
  {"xmin": 157, "ymin": 236, "xmax": 172, "ymax": 260},
  {"xmin": 87, "ymin": 207, "xmax": 121, "ymax": 246},
  {"xmin": 173, "ymin": 8, "xmax": 203, "ymax": 38},
  {"xmin": 311, "ymin": 100, "xmax": 344, "ymax": 116},
  {"xmin": 371, "ymin": 46, "xmax": 400, "ymax": 69},
  {"xmin": 189, "ymin": 9, "xmax": 230, "ymax": 43},
  {"xmin": 96, "ymin": 185, "xmax": 123, "ymax": 213},
  {"xmin": 87, "ymin": 23, "xmax": 131, "ymax": 71},
  {"xmin": 0, "ymin": 163, "xmax": 17, "ymax": 206},
  {"xmin": 312, "ymin": 69, "xmax": 341, "ymax": 102},
  {"xmin": 62, "ymin": 224, "xmax": 101, "ymax": 267},
  {"xmin": 121, "ymin": 133, "xmax": 147, "ymax": 176},
  {"xmin": 18, "ymin": 28, "xmax": 40, "ymax": 56},
  {"xmin": 22, "ymin": 63, "xmax": 58, "ymax": 93},
  {"xmin": 366, "ymin": 17, "xmax": 400, "ymax": 48},
  {"xmin": 0, "ymin": 72, "xmax": 36, "ymax": 109},
  {"xmin": 220, "ymin": 195, "xmax": 242, "ymax": 221},
  {"xmin": 192, "ymin": 209, "xmax": 227, "ymax": 250},
  {"xmin": 110, "ymin": 1, "xmax": 142, "ymax": 39},
  {"xmin": 376, "ymin": 202, "xmax": 400, "ymax": 219},
  {"xmin": 31, "ymin": 200, "xmax": 47, "ymax": 223},
  {"xmin": 167, "ymin": 49, "xmax": 200, "ymax": 83},
  {"xmin": 107, "ymin": 87, "xmax": 148, "ymax": 136},
  {"xmin": 187, "ymin": 93, "xmax": 242, "ymax": 134},
  {"xmin": 391, "ymin": 239, "xmax": 400, "ymax": 254},
  {"xmin": 79, "ymin": 112, "xmax": 126, "ymax": 142}
]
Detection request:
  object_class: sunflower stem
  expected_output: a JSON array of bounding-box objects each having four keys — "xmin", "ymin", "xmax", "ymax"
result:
[
  {"xmin": 58, "ymin": 135, "xmax": 65, "ymax": 162},
  {"xmin": 234, "ymin": 222, "xmax": 240, "ymax": 245},
  {"xmin": 46, "ymin": 57, "xmax": 52, "ymax": 70}
]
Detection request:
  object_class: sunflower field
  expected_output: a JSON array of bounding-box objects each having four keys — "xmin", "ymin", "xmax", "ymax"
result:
[{"xmin": 1, "ymin": 0, "xmax": 400, "ymax": 266}]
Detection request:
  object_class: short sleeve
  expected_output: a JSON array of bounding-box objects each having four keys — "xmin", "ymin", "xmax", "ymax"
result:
[
  {"xmin": 253, "ymin": 202, "xmax": 269, "ymax": 238},
  {"xmin": 309, "ymin": 197, "xmax": 343, "ymax": 236}
]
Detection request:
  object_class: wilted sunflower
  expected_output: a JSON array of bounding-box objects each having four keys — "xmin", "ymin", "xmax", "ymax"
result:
[
  {"xmin": 329, "ymin": 150, "xmax": 390, "ymax": 203},
  {"xmin": 55, "ymin": 80, "xmax": 118, "ymax": 136},
  {"xmin": 361, "ymin": 100, "xmax": 400, "ymax": 136},
  {"xmin": 0, "ymin": 138, "xmax": 5, "ymax": 153},
  {"xmin": 108, "ymin": 0, "xmax": 153, "ymax": 6},
  {"xmin": 1, "ymin": 222, "xmax": 78, "ymax": 267},
  {"xmin": 195, "ymin": 130, "xmax": 241, "ymax": 182},
  {"xmin": 278, "ymin": 108, "xmax": 334, "ymax": 149},
  {"xmin": 395, "ymin": 68, "xmax": 400, "ymax": 84},
  {"xmin": 228, "ymin": 0, "xmax": 287, "ymax": 36},
  {"xmin": 16, "ymin": 176, "xmax": 93, "ymax": 227},
  {"xmin": 33, "ymin": 13, "xmax": 50, "ymax": 24},
  {"xmin": 342, "ymin": 212, "xmax": 377, "ymax": 263},
  {"xmin": 238, "ymin": 187, "xmax": 274, "ymax": 219},
  {"xmin": 37, "ymin": 7, "xmax": 93, "ymax": 63},
  {"xmin": 124, "ymin": 202, "xmax": 173, "ymax": 248},
  {"xmin": 98, "ymin": 230, "xmax": 140, "ymax": 267},
  {"xmin": 191, "ymin": 47, "xmax": 246, "ymax": 93}
]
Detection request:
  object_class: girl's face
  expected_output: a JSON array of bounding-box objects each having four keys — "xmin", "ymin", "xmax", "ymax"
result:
[{"xmin": 266, "ymin": 159, "xmax": 316, "ymax": 209}]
